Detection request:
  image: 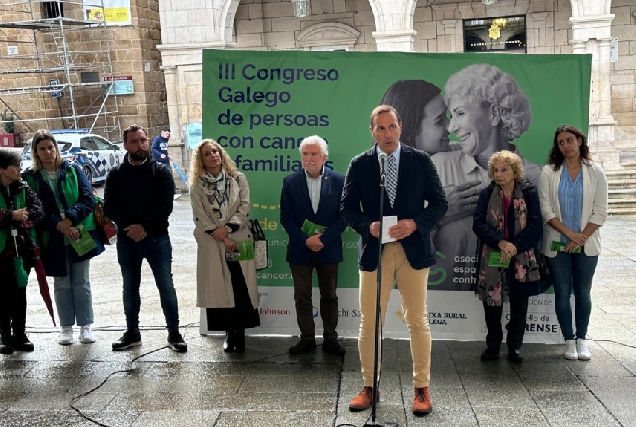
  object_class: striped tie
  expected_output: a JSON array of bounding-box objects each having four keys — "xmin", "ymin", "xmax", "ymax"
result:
[{"xmin": 386, "ymin": 154, "xmax": 397, "ymax": 206}]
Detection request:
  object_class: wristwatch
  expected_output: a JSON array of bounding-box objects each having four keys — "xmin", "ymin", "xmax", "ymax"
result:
[{"xmin": 225, "ymin": 225, "xmax": 232, "ymax": 234}]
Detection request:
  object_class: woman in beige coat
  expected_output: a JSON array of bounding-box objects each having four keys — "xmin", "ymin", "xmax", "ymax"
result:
[{"xmin": 188, "ymin": 139, "xmax": 259, "ymax": 353}]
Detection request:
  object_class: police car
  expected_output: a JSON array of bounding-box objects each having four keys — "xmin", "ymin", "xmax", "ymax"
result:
[{"xmin": 21, "ymin": 130, "xmax": 124, "ymax": 185}]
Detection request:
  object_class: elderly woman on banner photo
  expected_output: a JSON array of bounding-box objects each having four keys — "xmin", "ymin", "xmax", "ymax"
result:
[
  {"xmin": 0, "ymin": 149, "xmax": 44, "ymax": 355},
  {"xmin": 189, "ymin": 139, "xmax": 260, "ymax": 353},
  {"xmin": 538, "ymin": 124, "xmax": 608, "ymax": 361},
  {"xmin": 444, "ymin": 63, "xmax": 542, "ymax": 186},
  {"xmin": 22, "ymin": 130, "xmax": 104, "ymax": 346},
  {"xmin": 379, "ymin": 79, "xmax": 488, "ymax": 290},
  {"xmin": 472, "ymin": 150, "xmax": 542, "ymax": 363}
]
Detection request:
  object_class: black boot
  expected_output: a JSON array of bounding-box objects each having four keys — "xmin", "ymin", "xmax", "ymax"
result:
[
  {"xmin": 12, "ymin": 333, "xmax": 34, "ymax": 352},
  {"xmin": 0, "ymin": 335, "xmax": 14, "ymax": 355},
  {"xmin": 223, "ymin": 330, "xmax": 235, "ymax": 353},
  {"xmin": 234, "ymin": 328, "xmax": 245, "ymax": 353}
]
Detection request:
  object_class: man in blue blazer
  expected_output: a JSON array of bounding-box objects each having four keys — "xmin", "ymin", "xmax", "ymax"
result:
[
  {"xmin": 280, "ymin": 135, "xmax": 347, "ymax": 356},
  {"xmin": 341, "ymin": 105, "xmax": 447, "ymax": 415}
]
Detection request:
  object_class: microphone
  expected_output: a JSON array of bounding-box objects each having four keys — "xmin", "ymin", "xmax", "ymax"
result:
[{"xmin": 378, "ymin": 152, "xmax": 387, "ymax": 175}]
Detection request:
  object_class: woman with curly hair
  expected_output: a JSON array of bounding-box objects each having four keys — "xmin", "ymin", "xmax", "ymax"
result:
[
  {"xmin": 188, "ymin": 140, "xmax": 259, "ymax": 353},
  {"xmin": 538, "ymin": 125, "xmax": 607, "ymax": 361},
  {"xmin": 445, "ymin": 63, "xmax": 541, "ymax": 186},
  {"xmin": 472, "ymin": 150, "xmax": 542, "ymax": 363}
]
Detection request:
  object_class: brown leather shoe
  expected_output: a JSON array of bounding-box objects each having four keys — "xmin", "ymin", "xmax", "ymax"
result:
[
  {"xmin": 412, "ymin": 387, "xmax": 432, "ymax": 415},
  {"xmin": 349, "ymin": 386, "xmax": 379, "ymax": 412}
]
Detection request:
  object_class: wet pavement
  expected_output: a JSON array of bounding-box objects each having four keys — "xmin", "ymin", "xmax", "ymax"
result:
[{"xmin": 1, "ymin": 195, "xmax": 635, "ymax": 427}]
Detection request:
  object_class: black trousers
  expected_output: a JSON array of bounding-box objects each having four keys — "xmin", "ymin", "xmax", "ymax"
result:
[
  {"xmin": 206, "ymin": 261, "xmax": 260, "ymax": 331},
  {"xmin": 483, "ymin": 296, "xmax": 529, "ymax": 351},
  {"xmin": 289, "ymin": 253, "xmax": 339, "ymax": 341},
  {"xmin": 0, "ymin": 259, "xmax": 28, "ymax": 338}
]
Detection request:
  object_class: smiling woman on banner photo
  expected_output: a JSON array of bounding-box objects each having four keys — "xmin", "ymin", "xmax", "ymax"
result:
[
  {"xmin": 188, "ymin": 139, "xmax": 260, "ymax": 353},
  {"xmin": 380, "ymin": 79, "xmax": 489, "ymax": 290}
]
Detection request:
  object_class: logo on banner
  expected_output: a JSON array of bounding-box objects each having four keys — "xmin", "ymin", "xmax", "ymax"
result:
[{"xmin": 259, "ymin": 307, "xmax": 291, "ymax": 316}]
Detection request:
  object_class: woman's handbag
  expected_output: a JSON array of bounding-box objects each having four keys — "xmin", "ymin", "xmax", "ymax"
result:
[
  {"xmin": 508, "ymin": 245, "xmax": 553, "ymax": 297},
  {"xmin": 248, "ymin": 219, "xmax": 268, "ymax": 270},
  {"xmin": 93, "ymin": 196, "xmax": 117, "ymax": 245}
]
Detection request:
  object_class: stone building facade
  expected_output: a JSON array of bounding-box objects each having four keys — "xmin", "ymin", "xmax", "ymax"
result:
[
  {"xmin": 0, "ymin": 0, "xmax": 168, "ymax": 142},
  {"xmin": 158, "ymin": 0, "xmax": 635, "ymax": 173}
]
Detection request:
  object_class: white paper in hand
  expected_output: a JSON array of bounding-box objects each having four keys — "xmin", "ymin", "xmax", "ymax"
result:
[{"xmin": 381, "ymin": 216, "xmax": 398, "ymax": 244}]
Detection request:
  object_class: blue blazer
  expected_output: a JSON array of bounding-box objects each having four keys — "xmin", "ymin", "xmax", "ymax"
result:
[
  {"xmin": 280, "ymin": 168, "xmax": 346, "ymax": 265},
  {"xmin": 341, "ymin": 144, "xmax": 448, "ymax": 271}
]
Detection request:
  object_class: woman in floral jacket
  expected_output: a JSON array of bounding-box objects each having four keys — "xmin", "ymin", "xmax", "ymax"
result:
[{"xmin": 472, "ymin": 150, "xmax": 543, "ymax": 363}]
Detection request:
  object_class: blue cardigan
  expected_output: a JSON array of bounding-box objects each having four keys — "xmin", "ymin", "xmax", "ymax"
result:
[{"xmin": 22, "ymin": 161, "xmax": 104, "ymax": 277}]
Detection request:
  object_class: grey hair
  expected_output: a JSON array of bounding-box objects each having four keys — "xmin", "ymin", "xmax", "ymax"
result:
[
  {"xmin": 298, "ymin": 135, "xmax": 328, "ymax": 157},
  {"xmin": 444, "ymin": 63, "xmax": 532, "ymax": 141}
]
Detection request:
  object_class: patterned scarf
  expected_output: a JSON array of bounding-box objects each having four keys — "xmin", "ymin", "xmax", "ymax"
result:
[
  {"xmin": 478, "ymin": 183, "xmax": 541, "ymax": 306},
  {"xmin": 200, "ymin": 170, "xmax": 230, "ymax": 222}
]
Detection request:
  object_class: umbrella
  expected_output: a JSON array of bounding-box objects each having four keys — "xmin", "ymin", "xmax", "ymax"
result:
[
  {"xmin": 171, "ymin": 160, "xmax": 188, "ymax": 185},
  {"xmin": 11, "ymin": 228, "xmax": 28, "ymax": 288},
  {"xmin": 24, "ymin": 234, "xmax": 56, "ymax": 326}
]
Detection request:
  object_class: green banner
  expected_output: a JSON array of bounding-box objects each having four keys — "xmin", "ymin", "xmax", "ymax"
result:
[{"xmin": 202, "ymin": 50, "xmax": 591, "ymax": 291}]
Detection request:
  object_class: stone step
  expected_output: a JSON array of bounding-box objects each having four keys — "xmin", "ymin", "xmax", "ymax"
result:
[
  {"xmin": 608, "ymin": 179, "xmax": 636, "ymax": 190},
  {"xmin": 606, "ymin": 170, "xmax": 636, "ymax": 181},
  {"xmin": 608, "ymin": 188, "xmax": 636, "ymax": 195},
  {"xmin": 608, "ymin": 207, "xmax": 636, "ymax": 217}
]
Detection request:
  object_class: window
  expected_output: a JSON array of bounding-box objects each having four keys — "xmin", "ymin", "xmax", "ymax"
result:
[{"xmin": 463, "ymin": 15, "xmax": 526, "ymax": 53}]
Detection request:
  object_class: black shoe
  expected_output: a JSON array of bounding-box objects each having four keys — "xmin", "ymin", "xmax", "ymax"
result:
[
  {"xmin": 289, "ymin": 339, "xmax": 317, "ymax": 354},
  {"xmin": 508, "ymin": 349, "xmax": 523, "ymax": 363},
  {"xmin": 0, "ymin": 335, "xmax": 14, "ymax": 355},
  {"xmin": 480, "ymin": 348, "xmax": 500, "ymax": 361},
  {"xmin": 167, "ymin": 330, "xmax": 187, "ymax": 353},
  {"xmin": 11, "ymin": 334, "xmax": 34, "ymax": 352},
  {"xmin": 323, "ymin": 339, "xmax": 346, "ymax": 356},
  {"xmin": 112, "ymin": 330, "xmax": 142, "ymax": 351},
  {"xmin": 233, "ymin": 328, "xmax": 245, "ymax": 353},
  {"xmin": 223, "ymin": 331, "xmax": 235, "ymax": 353}
]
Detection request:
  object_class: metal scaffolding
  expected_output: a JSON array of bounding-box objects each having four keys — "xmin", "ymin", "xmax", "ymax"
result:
[{"xmin": 0, "ymin": 0, "xmax": 120, "ymax": 141}]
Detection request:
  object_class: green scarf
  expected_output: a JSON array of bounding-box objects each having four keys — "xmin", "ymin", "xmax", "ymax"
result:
[
  {"xmin": 0, "ymin": 186, "xmax": 26, "ymax": 252},
  {"xmin": 24, "ymin": 165, "xmax": 95, "ymax": 248}
]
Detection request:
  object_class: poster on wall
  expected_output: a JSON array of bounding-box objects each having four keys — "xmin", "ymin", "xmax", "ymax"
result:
[
  {"xmin": 201, "ymin": 50, "xmax": 591, "ymax": 343},
  {"xmin": 83, "ymin": 0, "xmax": 131, "ymax": 25}
]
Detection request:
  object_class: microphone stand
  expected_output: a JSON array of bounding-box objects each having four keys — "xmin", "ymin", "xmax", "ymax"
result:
[{"xmin": 364, "ymin": 155, "xmax": 398, "ymax": 427}]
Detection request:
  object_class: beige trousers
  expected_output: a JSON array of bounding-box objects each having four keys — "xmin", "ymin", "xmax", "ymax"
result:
[{"xmin": 358, "ymin": 242, "xmax": 431, "ymax": 388}]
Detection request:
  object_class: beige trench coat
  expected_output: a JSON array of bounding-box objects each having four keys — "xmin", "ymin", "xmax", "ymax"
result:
[{"xmin": 190, "ymin": 172, "xmax": 259, "ymax": 309}]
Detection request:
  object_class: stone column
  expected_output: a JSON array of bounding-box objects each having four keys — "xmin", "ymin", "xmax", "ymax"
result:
[
  {"xmin": 370, "ymin": 0, "xmax": 417, "ymax": 52},
  {"xmin": 372, "ymin": 30, "xmax": 417, "ymax": 51},
  {"xmin": 569, "ymin": 10, "xmax": 617, "ymax": 168}
]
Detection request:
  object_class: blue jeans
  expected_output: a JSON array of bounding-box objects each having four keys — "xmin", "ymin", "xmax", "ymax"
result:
[
  {"xmin": 53, "ymin": 247, "xmax": 94, "ymax": 327},
  {"xmin": 116, "ymin": 234, "xmax": 180, "ymax": 332},
  {"xmin": 546, "ymin": 251, "xmax": 598, "ymax": 341}
]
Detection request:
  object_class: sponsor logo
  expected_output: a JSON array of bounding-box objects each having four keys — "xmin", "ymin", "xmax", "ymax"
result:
[
  {"xmin": 259, "ymin": 307, "xmax": 291, "ymax": 316},
  {"xmin": 312, "ymin": 306, "xmax": 319, "ymax": 319}
]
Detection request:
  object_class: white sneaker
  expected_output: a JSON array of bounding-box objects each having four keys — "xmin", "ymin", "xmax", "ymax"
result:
[
  {"xmin": 577, "ymin": 339, "xmax": 591, "ymax": 361},
  {"xmin": 564, "ymin": 340, "xmax": 578, "ymax": 360},
  {"xmin": 58, "ymin": 327, "xmax": 74, "ymax": 345},
  {"xmin": 79, "ymin": 325, "xmax": 97, "ymax": 344}
]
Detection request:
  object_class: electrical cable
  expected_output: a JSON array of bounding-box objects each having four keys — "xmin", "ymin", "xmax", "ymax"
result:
[{"xmin": 68, "ymin": 322, "xmax": 199, "ymax": 427}]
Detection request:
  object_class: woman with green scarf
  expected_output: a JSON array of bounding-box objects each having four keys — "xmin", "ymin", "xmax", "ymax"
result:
[
  {"xmin": 0, "ymin": 149, "xmax": 44, "ymax": 355},
  {"xmin": 22, "ymin": 130, "xmax": 104, "ymax": 347}
]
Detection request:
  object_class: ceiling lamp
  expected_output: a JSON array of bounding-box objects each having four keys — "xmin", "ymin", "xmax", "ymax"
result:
[
  {"xmin": 483, "ymin": 0, "xmax": 497, "ymax": 5},
  {"xmin": 292, "ymin": 0, "xmax": 309, "ymax": 17}
]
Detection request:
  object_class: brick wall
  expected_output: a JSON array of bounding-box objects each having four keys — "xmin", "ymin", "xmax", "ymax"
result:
[{"xmin": 0, "ymin": 0, "xmax": 167, "ymax": 142}]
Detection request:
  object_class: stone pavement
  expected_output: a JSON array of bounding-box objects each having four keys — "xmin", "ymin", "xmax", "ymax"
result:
[{"xmin": 1, "ymin": 196, "xmax": 635, "ymax": 427}]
